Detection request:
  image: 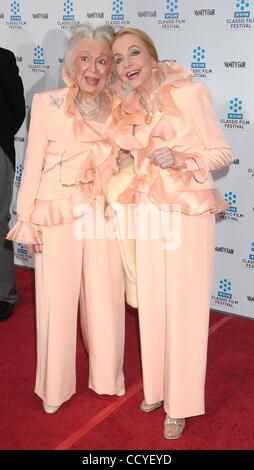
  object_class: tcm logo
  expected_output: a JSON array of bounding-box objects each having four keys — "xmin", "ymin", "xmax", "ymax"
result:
[
  {"xmin": 63, "ymin": 0, "xmax": 74, "ymax": 20},
  {"xmin": 15, "ymin": 163, "xmax": 23, "ymax": 183},
  {"xmin": 17, "ymin": 243, "xmax": 27, "ymax": 255},
  {"xmin": 10, "ymin": 0, "xmax": 21, "ymax": 20},
  {"xmin": 234, "ymin": 0, "xmax": 251, "ymax": 18},
  {"xmin": 111, "ymin": 0, "xmax": 124, "ymax": 20},
  {"xmin": 224, "ymin": 192, "xmax": 237, "ymax": 213},
  {"xmin": 191, "ymin": 46, "xmax": 206, "ymax": 69},
  {"xmin": 242, "ymin": 242, "xmax": 254, "ymax": 269},
  {"xmin": 165, "ymin": 0, "xmax": 179, "ymax": 19},
  {"xmin": 33, "ymin": 45, "xmax": 44, "ymax": 65},
  {"xmin": 218, "ymin": 279, "xmax": 232, "ymax": 299},
  {"xmin": 250, "ymin": 242, "xmax": 254, "ymax": 261},
  {"xmin": 228, "ymin": 97, "xmax": 243, "ymax": 119}
]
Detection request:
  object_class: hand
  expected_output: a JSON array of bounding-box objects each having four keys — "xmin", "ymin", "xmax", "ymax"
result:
[
  {"xmin": 147, "ymin": 147, "xmax": 185, "ymax": 169},
  {"xmin": 26, "ymin": 244, "xmax": 43, "ymax": 254}
]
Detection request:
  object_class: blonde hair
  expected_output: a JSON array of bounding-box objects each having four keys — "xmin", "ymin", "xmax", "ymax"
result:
[
  {"xmin": 112, "ymin": 28, "xmax": 158, "ymax": 62},
  {"xmin": 64, "ymin": 23, "xmax": 115, "ymax": 75}
]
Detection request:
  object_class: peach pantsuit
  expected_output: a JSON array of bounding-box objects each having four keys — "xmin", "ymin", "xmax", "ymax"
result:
[
  {"xmin": 111, "ymin": 62, "xmax": 233, "ymax": 418},
  {"xmin": 8, "ymin": 87, "xmax": 125, "ymax": 406}
]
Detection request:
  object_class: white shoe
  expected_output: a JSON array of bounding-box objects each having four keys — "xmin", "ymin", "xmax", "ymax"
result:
[
  {"xmin": 43, "ymin": 402, "xmax": 61, "ymax": 414},
  {"xmin": 115, "ymin": 384, "xmax": 126, "ymax": 397},
  {"xmin": 164, "ymin": 416, "xmax": 186, "ymax": 440},
  {"xmin": 140, "ymin": 400, "xmax": 163, "ymax": 413}
]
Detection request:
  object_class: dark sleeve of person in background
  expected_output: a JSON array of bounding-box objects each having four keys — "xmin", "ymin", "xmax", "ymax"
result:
[{"xmin": 0, "ymin": 47, "xmax": 26, "ymax": 166}]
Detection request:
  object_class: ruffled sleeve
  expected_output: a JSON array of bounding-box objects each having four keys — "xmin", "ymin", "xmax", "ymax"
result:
[
  {"xmin": 7, "ymin": 221, "xmax": 43, "ymax": 244},
  {"xmin": 165, "ymin": 150, "xmax": 210, "ymax": 188}
]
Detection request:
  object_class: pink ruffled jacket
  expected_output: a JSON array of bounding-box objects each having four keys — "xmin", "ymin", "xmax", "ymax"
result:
[
  {"xmin": 7, "ymin": 86, "xmax": 120, "ymax": 244},
  {"xmin": 112, "ymin": 62, "xmax": 234, "ymax": 214}
]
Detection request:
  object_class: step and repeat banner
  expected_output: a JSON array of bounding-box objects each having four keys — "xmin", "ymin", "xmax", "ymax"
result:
[{"xmin": 1, "ymin": 0, "xmax": 253, "ymax": 317}]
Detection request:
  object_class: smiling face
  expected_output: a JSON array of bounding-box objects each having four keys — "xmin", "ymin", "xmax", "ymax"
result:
[
  {"xmin": 73, "ymin": 39, "xmax": 112, "ymax": 96},
  {"xmin": 112, "ymin": 34, "xmax": 155, "ymax": 91}
]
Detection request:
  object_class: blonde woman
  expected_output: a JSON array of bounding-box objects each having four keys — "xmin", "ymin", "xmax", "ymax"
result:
[{"xmin": 110, "ymin": 28, "xmax": 233, "ymax": 439}]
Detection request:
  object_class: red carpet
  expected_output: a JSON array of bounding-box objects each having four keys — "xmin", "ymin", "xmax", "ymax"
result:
[{"xmin": 0, "ymin": 267, "xmax": 254, "ymax": 450}]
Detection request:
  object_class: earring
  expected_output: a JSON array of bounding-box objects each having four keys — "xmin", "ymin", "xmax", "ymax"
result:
[
  {"xmin": 121, "ymin": 82, "xmax": 126, "ymax": 91},
  {"xmin": 152, "ymin": 64, "xmax": 158, "ymax": 76}
]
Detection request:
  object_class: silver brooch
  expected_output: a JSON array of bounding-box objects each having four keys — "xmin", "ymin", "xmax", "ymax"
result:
[{"xmin": 49, "ymin": 95, "xmax": 64, "ymax": 108}]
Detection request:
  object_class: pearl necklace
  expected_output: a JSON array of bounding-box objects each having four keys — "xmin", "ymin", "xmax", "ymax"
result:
[{"xmin": 74, "ymin": 95, "xmax": 102, "ymax": 118}]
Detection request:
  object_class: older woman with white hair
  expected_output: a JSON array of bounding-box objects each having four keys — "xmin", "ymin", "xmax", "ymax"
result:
[{"xmin": 7, "ymin": 24, "xmax": 126, "ymax": 413}]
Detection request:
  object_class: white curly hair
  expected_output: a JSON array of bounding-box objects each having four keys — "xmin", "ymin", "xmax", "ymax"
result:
[{"xmin": 64, "ymin": 23, "xmax": 115, "ymax": 76}]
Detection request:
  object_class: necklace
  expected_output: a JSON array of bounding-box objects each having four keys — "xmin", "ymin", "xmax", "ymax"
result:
[
  {"xmin": 144, "ymin": 112, "xmax": 155, "ymax": 125},
  {"xmin": 140, "ymin": 97, "xmax": 156, "ymax": 125},
  {"xmin": 74, "ymin": 95, "xmax": 102, "ymax": 118}
]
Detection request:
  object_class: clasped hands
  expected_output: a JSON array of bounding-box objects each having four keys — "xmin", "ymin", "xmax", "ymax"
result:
[
  {"xmin": 117, "ymin": 147, "xmax": 186, "ymax": 170},
  {"xmin": 147, "ymin": 147, "xmax": 186, "ymax": 170}
]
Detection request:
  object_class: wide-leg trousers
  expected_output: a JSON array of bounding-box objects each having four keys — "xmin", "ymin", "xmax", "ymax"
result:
[
  {"xmin": 135, "ymin": 206, "xmax": 215, "ymax": 419},
  {"xmin": 34, "ymin": 218, "xmax": 125, "ymax": 406}
]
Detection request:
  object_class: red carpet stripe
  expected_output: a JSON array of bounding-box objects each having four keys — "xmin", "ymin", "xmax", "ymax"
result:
[{"xmin": 208, "ymin": 315, "xmax": 231, "ymax": 335}]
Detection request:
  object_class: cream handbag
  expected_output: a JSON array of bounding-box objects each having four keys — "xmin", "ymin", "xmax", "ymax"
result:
[{"xmin": 106, "ymin": 159, "xmax": 138, "ymax": 309}]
